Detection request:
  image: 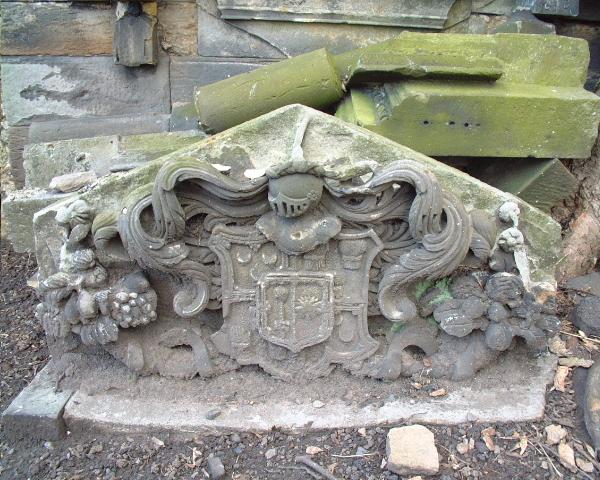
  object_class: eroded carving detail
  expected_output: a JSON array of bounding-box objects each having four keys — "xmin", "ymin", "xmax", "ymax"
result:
[{"xmin": 35, "ymin": 116, "xmax": 559, "ymax": 383}]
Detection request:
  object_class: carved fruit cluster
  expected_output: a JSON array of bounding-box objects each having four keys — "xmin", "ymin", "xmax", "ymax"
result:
[
  {"xmin": 109, "ymin": 271, "xmax": 158, "ymax": 328},
  {"xmin": 420, "ymin": 272, "xmax": 559, "ymax": 355}
]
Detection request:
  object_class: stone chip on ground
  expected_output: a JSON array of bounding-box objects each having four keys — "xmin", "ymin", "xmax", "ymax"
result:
[
  {"xmin": 544, "ymin": 424, "xmax": 567, "ymax": 445},
  {"xmin": 207, "ymin": 455, "xmax": 225, "ymax": 479},
  {"xmin": 386, "ymin": 425, "xmax": 439, "ymax": 476}
]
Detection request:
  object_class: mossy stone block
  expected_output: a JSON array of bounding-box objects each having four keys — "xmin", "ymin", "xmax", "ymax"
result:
[
  {"xmin": 336, "ymin": 81, "xmax": 600, "ymax": 158},
  {"xmin": 194, "ymin": 49, "xmax": 344, "ymax": 132}
]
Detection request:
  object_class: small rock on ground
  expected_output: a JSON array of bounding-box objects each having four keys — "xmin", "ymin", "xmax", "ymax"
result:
[
  {"xmin": 207, "ymin": 455, "xmax": 225, "ymax": 479},
  {"xmin": 571, "ymin": 295, "xmax": 600, "ymax": 337},
  {"xmin": 386, "ymin": 425, "xmax": 439, "ymax": 476}
]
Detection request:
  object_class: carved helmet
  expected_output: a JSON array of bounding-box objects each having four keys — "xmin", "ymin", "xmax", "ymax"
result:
[{"xmin": 267, "ymin": 174, "xmax": 324, "ymax": 218}]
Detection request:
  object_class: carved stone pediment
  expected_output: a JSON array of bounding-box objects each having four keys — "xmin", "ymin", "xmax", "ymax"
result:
[{"xmin": 32, "ymin": 105, "xmax": 561, "ymax": 382}]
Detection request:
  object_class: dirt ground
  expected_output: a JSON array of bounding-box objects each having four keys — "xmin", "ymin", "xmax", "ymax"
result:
[{"xmin": 0, "ymin": 240, "xmax": 598, "ymax": 480}]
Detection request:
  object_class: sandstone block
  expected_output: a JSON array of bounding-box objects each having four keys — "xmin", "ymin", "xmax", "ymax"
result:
[
  {"xmin": 2, "ymin": 365, "xmax": 73, "ymax": 441},
  {"xmin": 336, "ymin": 82, "xmax": 600, "ymax": 158},
  {"xmin": 0, "ymin": 3, "xmax": 113, "ymax": 56},
  {"xmin": 386, "ymin": 425, "xmax": 439, "ymax": 476},
  {"xmin": 157, "ymin": 2, "xmax": 198, "ymax": 56},
  {"xmin": 1, "ymin": 55, "xmax": 170, "ymax": 126}
]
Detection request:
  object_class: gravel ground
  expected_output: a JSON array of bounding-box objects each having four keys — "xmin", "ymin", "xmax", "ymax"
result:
[{"xmin": 0, "ymin": 240, "xmax": 598, "ymax": 480}]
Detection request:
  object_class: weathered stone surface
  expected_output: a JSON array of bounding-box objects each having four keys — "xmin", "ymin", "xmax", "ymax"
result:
[
  {"xmin": 1, "ymin": 191, "xmax": 74, "ymax": 253},
  {"xmin": 1, "ymin": 365, "xmax": 72, "ymax": 441},
  {"xmin": 557, "ymin": 212, "xmax": 600, "ymax": 282},
  {"xmin": 335, "ymin": 33, "xmax": 598, "ymax": 159},
  {"xmin": 584, "ymin": 362, "xmax": 600, "ymax": 454},
  {"xmin": 171, "ymin": 57, "xmax": 270, "ymax": 105},
  {"xmin": 49, "ymin": 171, "xmax": 97, "ymax": 192},
  {"xmin": 207, "ymin": 456, "xmax": 225, "ymax": 479},
  {"xmin": 570, "ymin": 296, "xmax": 600, "ymax": 337},
  {"xmin": 6, "ymin": 126, "xmax": 29, "ymax": 188},
  {"xmin": 565, "ymin": 272, "xmax": 600, "ymax": 298},
  {"xmin": 34, "ymin": 105, "xmax": 561, "ymax": 308},
  {"xmin": 492, "ymin": 10, "xmax": 556, "ymax": 34},
  {"xmin": 0, "ymin": 3, "xmax": 113, "ymax": 56},
  {"xmin": 157, "ymin": 1, "xmax": 198, "ymax": 56},
  {"xmin": 24, "ymin": 131, "xmax": 204, "ymax": 189},
  {"xmin": 466, "ymin": 158, "xmax": 578, "ymax": 212},
  {"xmin": 170, "ymin": 57, "xmax": 269, "ymax": 129},
  {"xmin": 337, "ymin": 82, "xmax": 599, "ymax": 158},
  {"xmin": 216, "ymin": 0, "xmax": 471, "ymax": 29},
  {"xmin": 28, "ymin": 114, "xmax": 171, "ymax": 144},
  {"xmin": 333, "ymin": 33, "xmax": 590, "ymax": 87},
  {"xmin": 195, "ymin": 49, "xmax": 344, "ymax": 132},
  {"xmin": 1, "ymin": 55, "xmax": 170, "ymax": 126},
  {"xmin": 114, "ymin": 3, "xmax": 158, "ymax": 66},
  {"xmin": 197, "ymin": 5, "xmax": 418, "ymax": 59},
  {"xmin": 386, "ymin": 425, "xmax": 439, "ymax": 476}
]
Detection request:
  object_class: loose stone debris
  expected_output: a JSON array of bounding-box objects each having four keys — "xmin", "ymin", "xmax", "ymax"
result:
[
  {"xmin": 48, "ymin": 171, "xmax": 97, "ymax": 193},
  {"xmin": 386, "ymin": 425, "xmax": 440, "ymax": 476}
]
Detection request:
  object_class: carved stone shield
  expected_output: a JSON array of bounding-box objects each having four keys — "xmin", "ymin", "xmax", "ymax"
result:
[
  {"xmin": 257, "ymin": 272, "xmax": 335, "ymax": 353},
  {"xmin": 209, "ymin": 224, "xmax": 383, "ymax": 379}
]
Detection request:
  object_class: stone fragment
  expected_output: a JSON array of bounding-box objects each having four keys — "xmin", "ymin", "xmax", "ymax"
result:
[
  {"xmin": 205, "ymin": 408, "xmax": 222, "ymax": 420},
  {"xmin": 1, "ymin": 191, "xmax": 74, "ymax": 252},
  {"xmin": 195, "ymin": 49, "xmax": 344, "ymax": 132},
  {"xmin": 265, "ymin": 448, "xmax": 277, "ymax": 459},
  {"xmin": 386, "ymin": 425, "xmax": 439, "ymax": 476},
  {"xmin": 1, "ymin": 365, "xmax": 72, "ymax": 441},
  {"xmin": 566, "ymin": 272, "xmax": 600, "ymax": 298},
  {"xmin": 49, "ymin": 171, "xmax": 97, "ymax": 193},
  {"xmin": 584, "ymin": 362, "xmax": 600, "ymax": 454},
  {"xmin": 544, "ymin": 424, "xmax": 567, "ymax": 445},
  {"xmin": 1, "ymin": 54, "xmax": 170, "ymax": 126},
  {"xmin": 216, "ymin": 0, "xmax": 471, "ymax": 29},
  {"xmin": 570, "ymin": 296, "xmax": 600, "ymax": 337},
  {"xmin": 558, "ymin": 357, "xmax": 594, "ymax": 368},
  {"xmin": 207, "ymin": 456, "xmax": 225, "ymax": 479},
  {"xmin": 466, "ymin": 158, "xmax": 578, "ymax": 213},
  {"xmin": 114, "ymin": 2, "xmax": 158, "ymax": 67}
]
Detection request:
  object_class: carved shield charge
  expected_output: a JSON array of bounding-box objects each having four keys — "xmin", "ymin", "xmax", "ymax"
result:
[{"xmin": 209, "ymin": 225, "xmax": 382, "ymax": 380}]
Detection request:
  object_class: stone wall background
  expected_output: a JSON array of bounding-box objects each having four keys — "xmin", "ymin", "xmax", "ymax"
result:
[{"xmin": 0, "ymin": 0, "xmax": 599, "ymax": 276}]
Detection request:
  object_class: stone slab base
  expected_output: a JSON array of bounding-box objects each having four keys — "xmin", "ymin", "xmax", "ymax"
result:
[
  {"xmin": 2, "ymin": 365, "xmax": 73, "ymax": 441},
  {"xmin": 61, "ymin": 353, "xmax": 557, "ymax": 437}
]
